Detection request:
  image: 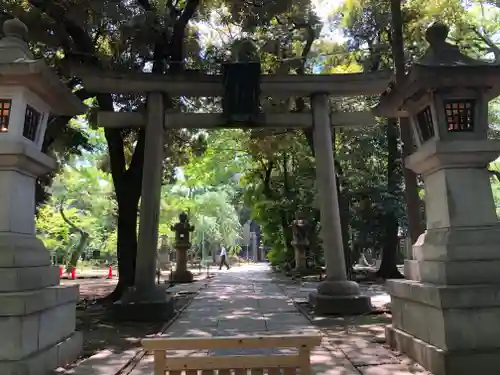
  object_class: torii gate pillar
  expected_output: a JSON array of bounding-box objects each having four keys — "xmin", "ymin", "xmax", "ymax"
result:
[
  {"xmin": 308, "ymin": 93, "xmax": 372, "ymax": 314},
  {"xmin": 112, "ymin": 92, "xmax": 174, "ymax": 320}
]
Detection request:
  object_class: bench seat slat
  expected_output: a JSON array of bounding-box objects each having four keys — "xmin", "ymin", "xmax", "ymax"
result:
[
  {"xmin": 163, "ymin": 355, "xmax": 300, "ymax": 371},
  {"xmin": 143, "ymin": 335, "xmax": 321, "ymax": 351}
]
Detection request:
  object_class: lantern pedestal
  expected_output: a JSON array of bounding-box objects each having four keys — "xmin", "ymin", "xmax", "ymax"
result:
[
  {"xmin": 0, "ymin": 144, "xmax": 82, "ymax": 375},
  {"xmin": 386, "ymin": 139, "xmax": 500, "ymax": 375},
  {"xmin": 291, "ymin": 240, "xmax": 308, "ymax": 273},
  {"xmin": 170, "ymin": 244, "xmax": 193, "ymax": 283}
]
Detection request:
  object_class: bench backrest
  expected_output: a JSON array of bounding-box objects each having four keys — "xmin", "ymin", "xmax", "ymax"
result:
[{"xmin": 142, "ymin": 334, "xmax": 322, "ymax": 375}]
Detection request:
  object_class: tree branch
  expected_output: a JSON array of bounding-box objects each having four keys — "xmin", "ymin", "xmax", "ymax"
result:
[
  {"xmin": 169, "ymin": 0, "xmax": 200, "ymax": 73},
  {"xmin": 471, "ymin": 26, "xmax": 500, "ymax": 62},
  {"xmin": 29, "ymin": 0, "xmax": 95, "ymax": 55},
  {"xmin": 59, "ymin": 198, "xmax": 87, "ymax": 237},
  {"xmin": 30, "ymin": 0, "xmax": 129, "ymax": 188},
  {"xmin": 137, "ymin": 0, "xmax": 152, "ymax": 11},
  {"xmin": 293, "ymin": 22, "xmax": 316, "ymax": 155}
]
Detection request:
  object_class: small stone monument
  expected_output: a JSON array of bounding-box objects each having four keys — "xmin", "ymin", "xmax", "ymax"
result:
[
  {"xmin": 170, "ymin": 212, "xmax": 195, "ymax": 283},
  {"xmin": 374, "ymin": 21, "xmax": 500, "ymax": 375},
  {"xmin": 157, "ymin": 234, "xmax": 170, "ymax": 270},
  {"xmin": 0, "ymin": 19, "xmax": 86, "ymax": 374},
  {"xmin": 291, "ymin": 213, "xmax": 309, "ymax": 272}
]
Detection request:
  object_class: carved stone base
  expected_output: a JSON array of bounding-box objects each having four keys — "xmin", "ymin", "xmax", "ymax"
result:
[
  {"xmin": 0, "ymin": 233, "xmax": 81, "ymax": 375},
  {"xmin": 170, "ymin": 269, "xmax": 194, "ymax": 283},
  {"xmin": 309, "ymin": 291, "xmax": 372, "ymax": 315},
  {"xmin": 110, "ymin": 299, "xmax": 175, "ymax": 322},
  {"xmin": 387, "ymin": 278, "xmax": 500, "ymax": 375},
  {"xmin": 386, "ymin": 325, "xmax": 500, "ymax": 375},
  {"xmin": 0, "ymin": 332, "xmax": 82, "ymax": 375},
  {"xmin": 308, "ymin": 280, "xmax": 372, "ymax": 315},
  {"xmin": 111, "ymin": 285, "xmax": 174, "ymax": 322}
]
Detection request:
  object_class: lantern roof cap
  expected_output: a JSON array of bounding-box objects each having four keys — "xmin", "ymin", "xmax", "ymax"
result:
[
  {"xmin": 373, "ymin": 22, "xmax": 500, "ymax": 118},
  {"xmin": 0, "ymin": 18, "xmax": 86, "ymax": 116}
]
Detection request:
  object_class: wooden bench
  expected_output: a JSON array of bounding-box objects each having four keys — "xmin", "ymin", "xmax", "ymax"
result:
[{"xmin": 142, "ymin": 334, "xmax": 322, "ymax": 375}]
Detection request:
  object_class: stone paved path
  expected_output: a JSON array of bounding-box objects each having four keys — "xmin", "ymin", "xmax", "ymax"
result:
[{"xmin": 128, "ymin": 264, "xmax": 430, "ymax": 375}]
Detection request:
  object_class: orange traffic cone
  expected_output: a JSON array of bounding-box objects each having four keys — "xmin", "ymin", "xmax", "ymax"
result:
[
  {"xmin": 71, "ymin": 267, "xmax": 76, "ymax": 280},
  {"xmin": 107, "ymin": 266, "xmax": 113, "ymax": 279}
]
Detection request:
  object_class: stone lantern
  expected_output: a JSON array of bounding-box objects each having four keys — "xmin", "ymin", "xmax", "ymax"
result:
[
  {"xmin": 0, "ymin": 19, "xmax": 86, "ymax": 374},
  {"xmin": 373, "ymin": 22, "xmax": 500, "ymax": 375},
  {"xmin": 170, "ymin": 212, "xmax": 195, "ymax": 283},
  {"xmin": 291, "ymin": 213, "xmax": 309, "ymax": 273}
]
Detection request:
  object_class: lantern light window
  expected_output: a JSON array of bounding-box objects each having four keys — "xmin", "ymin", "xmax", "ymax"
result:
[
  {"xmin": 445, "ymin": 100, "xmax": 474, "ymax": 132},
  {"xmin": 23, "ymin": 105, "xmax": 41, "ymax": 141},
  {"xmin": 415, "ymin": 106, "xmax": 435, "ymax": 142},
  {"xmin": 0, "ymin": 99, "xmax": 12, "ymax": 132}
]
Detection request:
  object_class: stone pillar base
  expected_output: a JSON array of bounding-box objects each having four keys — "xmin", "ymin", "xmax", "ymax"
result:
[
  {"xmin": 290, "ymin": 267, "xmax": 309, "ymax": 276},
  {"xmin": 0, "ymin": 332, "xmax": 82, "ymax": 375},
  {"xmin": 308, "ymin": 280, "xmax": 372, "ymax": 315},
  {"xmin": 386, "ymin": 325, "xmax": 500, "ymax": 375},
  {"xmin": 387, "ymin": 278, "xmax": 500, "ymax": 375},
  {"xmin": 110, "ymin": 299, "xmax": 174, "ymax": 322},
  {"xmin": 309, "ymin": 291, "xmax": 372, "ymax": 315},
  {"xmin": 170, "ymin": 269, "xmax": 194, "ymax": 283},
  {"xmin": 111, "ymin": 285, "xmax": 174, "ymax": 322},
  {"xmin": 0, "ymin": 234, "xmax": 82, "ymax": 375}
]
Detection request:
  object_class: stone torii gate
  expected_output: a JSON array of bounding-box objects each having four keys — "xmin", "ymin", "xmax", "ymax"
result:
[{"xmin": 71, "ymin": 59, "xmax": 391, "ymax": 316}]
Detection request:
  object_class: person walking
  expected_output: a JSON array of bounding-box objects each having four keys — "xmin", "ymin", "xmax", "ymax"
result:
[{"xmin": 219, "ymin": 245, "xmax": 230, "ymax": 270}]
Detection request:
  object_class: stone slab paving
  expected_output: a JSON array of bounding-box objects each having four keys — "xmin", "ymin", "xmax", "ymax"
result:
[
  {"xmin": 129, "ymin": 263, "xmax": 431, "ymax": 375},
  {"xmin": 60, "ymin": 350, "xmax": 138, "ymax": 375}
]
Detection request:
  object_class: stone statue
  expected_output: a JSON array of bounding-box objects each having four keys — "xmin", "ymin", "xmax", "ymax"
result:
[
  {"xmin": 171, "ymin": 212, "xmax": 194, "ymax": 245},
  {"xmin": 230, "ymin": 38, "xmax": 260, "ymax": 63},
  {"xmin": 419, "ymin": 21, "xmax": 481, "ymax": 66},
  {"xmin": 291, "ymin": 213, "xmax": 309, "ymax": 245}
]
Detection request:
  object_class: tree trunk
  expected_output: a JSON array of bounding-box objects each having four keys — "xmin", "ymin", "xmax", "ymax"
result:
[
  {"xmin": 100, "ymin": 128, "xmax": 145, "ymax": 302},
  {"xmin": 66, "ymin": 233, "xmax": 89, "ymax": 272},
  {"xmin": 59, "ymin": 200, "xmax": 89, "ymax": 272},
  {"xmin": 104, "ymin": 196, "xmax": 140, "ymax": 301},
  {"xmin": 338, "ymin": 189, "xmax": 352, "ymax": 278},
  {"xmin": 281, "ymin": 153, "xmax": 295, "ymax": 265},
  {"xmin": 377, "ymin": 118, "xmax": 404, "ymax": 279},
  {"xmin": 390, "ymin": 0, "xmax": 425, "ymax": 243}
]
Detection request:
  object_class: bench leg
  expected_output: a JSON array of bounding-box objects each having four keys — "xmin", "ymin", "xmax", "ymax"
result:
[
  {"xmin": 154, "ymin": 350, "xmax": 165, "ymax": 375},
  {"xmin": 299, "ymin": 348, "xmax": 312, "ymax": 375}
]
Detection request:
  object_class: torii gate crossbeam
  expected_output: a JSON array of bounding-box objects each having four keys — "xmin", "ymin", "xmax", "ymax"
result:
[
  {"xmin": 71, "ymin": 66, "xmax": 392, "ymax": 97},
  {"xmin": 96, "ymin": 111, "xmax": 377, "ymax": 129}
]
